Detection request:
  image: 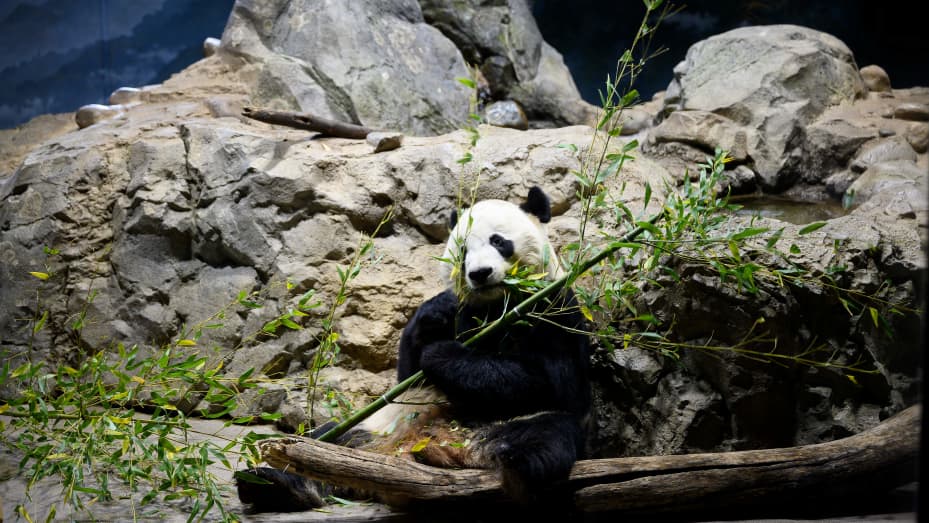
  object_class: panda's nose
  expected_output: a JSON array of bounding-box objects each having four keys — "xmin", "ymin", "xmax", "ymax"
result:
[{"xmin": 468, "ymin": 267, "xmax": 492, "ymax": 285}]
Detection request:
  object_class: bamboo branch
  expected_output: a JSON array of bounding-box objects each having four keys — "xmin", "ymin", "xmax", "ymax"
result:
[
  {"xmin": 317, "ymin": 215, "xmax": 663, "ymax": 442},
  {"xmin": 241, "ymin": 107, "xmax": 375, "ymax": 138}
]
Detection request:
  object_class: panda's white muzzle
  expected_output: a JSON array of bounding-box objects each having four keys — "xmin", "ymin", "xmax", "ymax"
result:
[{"xmin": 463, "ymin": 243, "xmax": 510, "ymax": 291}]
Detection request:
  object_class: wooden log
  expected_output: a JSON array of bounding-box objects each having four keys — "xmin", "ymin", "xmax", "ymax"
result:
[
  {"xmin": 259, "ymin": 404, "xmax": 919, "ymax": 512},
  {"xmin": 241, "ymin": 107, "xmax": 375, "ymax": 138}
]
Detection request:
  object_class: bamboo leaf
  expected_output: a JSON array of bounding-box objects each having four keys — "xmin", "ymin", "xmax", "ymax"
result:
[
  {"xmin": 32, "ymin": 311, "xmax": 48, "ymax": 334},
  {"xmin": 765, "ymin": 227, "xmax": 784, "ymax": 249},
  {"xmin": 410, "ymin": 437, "xmax": 431, "ymax": 453},
  {"xmin": 731, "ymin": 227, "xmax": 769, "ymax": 241},
  {"xmin": 580, "ymin": 306, "xmax": 594, "ymax": 322},
  {"xmin": 798, "ymin": 221, "xmax": 827, "ymax": 235},
  {"xmin": 635, "ymin": 220, "xmax": 662, "ymax": 237},
  {"xmin": 29, "ymin": 271, "xmax": 50, "ymax": 280}
]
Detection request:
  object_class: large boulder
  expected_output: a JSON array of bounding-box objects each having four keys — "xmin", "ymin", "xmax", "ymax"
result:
[
  {"xmin": 655, "ymin": 25, "xmax": 867, "ymax": 190},
  {"xmin": 220, "ymin": 0, "xmax": 470, "ymax": 135},
  {"xmin": 213, "ymin": 0, "xmax": 596, "ymax": 135}
]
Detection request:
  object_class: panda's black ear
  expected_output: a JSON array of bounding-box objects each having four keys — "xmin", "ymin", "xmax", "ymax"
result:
[
  {"xmin": 520, "ymin": 186, "xmax": 551, "ymax": 223},
  {"xmin": 448, "ymin": 210, "xmax": 458, "ymax": 229}
]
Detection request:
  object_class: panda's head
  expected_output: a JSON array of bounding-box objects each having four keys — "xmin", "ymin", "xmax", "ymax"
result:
[{"xmin": 441, "ymin": 187, "xmax": 564, "ymax": 302}]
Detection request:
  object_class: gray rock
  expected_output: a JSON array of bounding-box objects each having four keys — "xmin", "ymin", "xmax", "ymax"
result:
[
  {"xmin": 719, "ymin": 165, "xmax": 757, "ymax": 195},
  {"xmin": 894, "ymin": 102, "xmax": 929, "ymax": 121},
  {"xmin": 419, "ymin": 0, "xmax": 595, "ymax": 127},
  {"xmin": 786, "ymin": 117, "xmax": 876, "ymax": 185},
  {"xmin": 221, "ymin": 0, "xmax": 470, "ymax": 135},
  {"xmin": 906, "ymin": 122, "xmax": 929, "ymax": 153},
  {"xmin": 366, "ymin": 131, "xmax": 404, "ymax": 152},
  {"xmin": 847, "ymin": 160, "xmax": 927, "ymax": 205},
  {"xmin": 419, "ymin": 0, "xmax": 543, "ymax": 81},
  {"xmin": 618, "ymin": 107, "xmax": 651, "ymax": 135},
  {"xmin": 662, "ymin": 25, "xmax": 866, "ymax": 189},
  {"xmin": 648, "ymin": 110, "xmax": 751, "ymax": 162},
  {"xmin": 75, "ymin": 104, "xmax": 122, "ymax": 129},
  {"xmin": 108, "ymin": 87, "xmax": 143, "ymax": 105},
  {"xmin": 484, "ymin": 100, "xmax": 528, "ymax": 130},
  {"xmin": 859, "ymin": 64, "xmax": 892, "ymax": 92},
  {"xmin": 824, "ymin": 169, "xmax": 860, "ymax": 197},
  {"xmin": 850, "ymin": 135, "xmax": 918, "ymax": 173},
  {"xmin": 202, "ymin": 36, "xmax": 221, "ymax": 57},
  {"xmin": 507, "ymin": 42, "xmax": 599, "ymax": 127}
]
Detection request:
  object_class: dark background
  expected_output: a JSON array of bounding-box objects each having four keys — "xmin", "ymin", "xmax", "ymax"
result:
[{"xmin": 1, "ymin": 0, "xmax": 927, "ymax": 130}]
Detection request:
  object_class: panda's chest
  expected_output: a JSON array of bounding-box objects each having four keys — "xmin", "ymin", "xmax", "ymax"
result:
[{"xmin": 455, "ymin": 309, "xmax": 536, "ymax": 356}]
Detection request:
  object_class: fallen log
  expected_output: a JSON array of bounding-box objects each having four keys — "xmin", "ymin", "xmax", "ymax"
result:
[
  {"xmin": 259, "ymin": 404, "xmax": 919, "ymax": 514},
  {"xmin": 241, "ymin": 107, "xmax": 374, "ymax": 138}
]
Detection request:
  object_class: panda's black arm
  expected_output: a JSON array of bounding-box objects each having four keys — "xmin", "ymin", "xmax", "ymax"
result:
[
  {"xmin": 397, "ymin": 290, "xmax": 459, "ymax": 381},
  {"xmin": 419, "ymin": 340, "xmax": 571, "ymax": 415}
]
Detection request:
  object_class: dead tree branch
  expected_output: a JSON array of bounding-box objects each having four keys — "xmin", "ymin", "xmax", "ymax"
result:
[
  {"xmin": 241, "ymin": 107, "xmax": 374, "ymax": 138},
  {"xmin": 259, "ymin": 404, "xmax": 919, "ymax": 513}
]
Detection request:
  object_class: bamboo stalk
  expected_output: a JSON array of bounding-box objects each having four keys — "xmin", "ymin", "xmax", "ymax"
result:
[{"xmin": 317, "ymin": 215, "xmax": 662, "ymax": 442}]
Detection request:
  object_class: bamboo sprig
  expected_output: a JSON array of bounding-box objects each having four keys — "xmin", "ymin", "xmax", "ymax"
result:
[{"xmin": 317, "ymin": 215, "xmax": 661, "ymax": 443}]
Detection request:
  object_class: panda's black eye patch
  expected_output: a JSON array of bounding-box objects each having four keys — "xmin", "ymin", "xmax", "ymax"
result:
[{"xmin": 489, "ymin": 234, "xmax": 514, "ymax": 258}]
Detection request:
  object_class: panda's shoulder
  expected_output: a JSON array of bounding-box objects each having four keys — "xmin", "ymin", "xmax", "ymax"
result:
[
  {"xmin": 421, "ymin": 289, "xmax": 458, "ymax": 309},
  {"xmin": 411, "ymin": 289, "xmax": 459, "ymax": 321}
]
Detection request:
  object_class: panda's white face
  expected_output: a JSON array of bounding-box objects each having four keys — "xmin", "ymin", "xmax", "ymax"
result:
[{"xmin": 441, "ymin": 198, "xmax": 562, "ymax": 302}]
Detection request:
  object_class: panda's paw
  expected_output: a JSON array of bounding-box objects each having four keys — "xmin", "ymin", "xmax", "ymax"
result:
[
  {"xmin": 416, "ymin": 307, "xmax": 453, "ymax": 338},
  {"xmin": 236, "ymin": 467, "xmax": 327, "ymax": 512},
  {"xmin": 421, "ymin": 339, "xmax": 468, "ymax": 366}
]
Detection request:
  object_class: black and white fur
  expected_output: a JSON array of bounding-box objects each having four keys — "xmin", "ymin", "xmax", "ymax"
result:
[{"xmin": 238, "ymin": 187, "xmax": 591, "ymax": 511}]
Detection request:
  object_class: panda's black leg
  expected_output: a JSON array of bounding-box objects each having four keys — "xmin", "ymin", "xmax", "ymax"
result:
[
  {"xmin": 484, "ymin": 411, "xmax": 585, "ymax": 504},
  {"xmin": 236, "ymin": 422, "xmax": 340, "ymax": 512},
  {"xmin": 235, "ymin": 467, "xmax": 327, "ymax": 512}
]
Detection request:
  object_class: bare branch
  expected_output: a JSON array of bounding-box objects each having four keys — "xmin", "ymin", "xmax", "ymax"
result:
[{"xmin": 241, "ymin": 107, "xmax": 375, "ymax": 139}]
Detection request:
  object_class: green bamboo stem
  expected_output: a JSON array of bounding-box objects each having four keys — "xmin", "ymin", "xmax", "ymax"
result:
[{"xmin": 317, "ymin": 215, "xmax": 662, "ymax": 443}]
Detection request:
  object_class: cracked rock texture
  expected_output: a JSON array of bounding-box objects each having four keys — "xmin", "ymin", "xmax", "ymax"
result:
[{"xmin": 0, "ymin": 8, "xmax": 925, "ymax": 500}]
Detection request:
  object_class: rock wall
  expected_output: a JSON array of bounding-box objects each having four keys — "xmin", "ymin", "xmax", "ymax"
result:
[{"xmin": 0, "ymin": 11, "xmax": 925, "ymax": 465}]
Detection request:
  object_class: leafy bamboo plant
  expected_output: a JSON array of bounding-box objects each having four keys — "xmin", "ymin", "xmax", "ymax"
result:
[
  {"xmin": 0, "ymin": 220, "xmax": 383, "ymax": 522},
  {"xmin": 318, "ymin": 0, "xmax": 677, "ymax": 443}
]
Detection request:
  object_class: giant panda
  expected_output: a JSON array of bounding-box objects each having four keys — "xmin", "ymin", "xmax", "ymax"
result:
[{"xmin": 238, "ymin": 186, "xmax": 591, "ymax": 511}]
